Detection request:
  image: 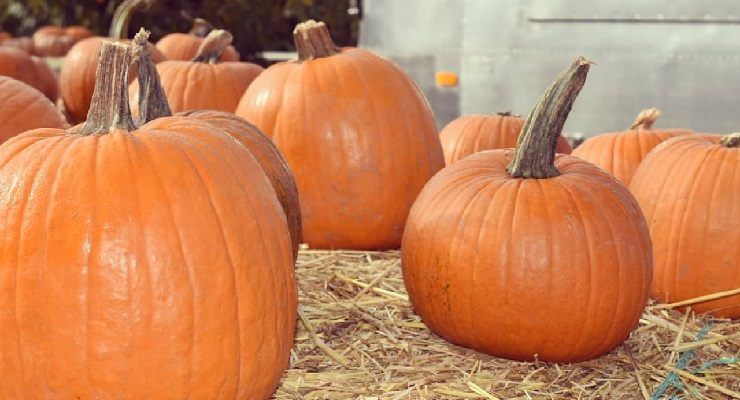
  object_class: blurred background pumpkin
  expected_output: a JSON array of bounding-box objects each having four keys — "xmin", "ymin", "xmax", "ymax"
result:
[{"xmin": 0, "ymin": 0, "xmax": 360, "ymax": 65}]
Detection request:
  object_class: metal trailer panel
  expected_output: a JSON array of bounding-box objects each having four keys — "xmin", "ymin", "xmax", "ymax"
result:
[{"xmin": 360, "ymin": 0, "xmax": 740, "ymax": 136}]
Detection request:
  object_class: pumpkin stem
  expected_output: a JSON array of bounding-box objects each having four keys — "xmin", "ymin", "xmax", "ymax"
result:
[
  {"xmin": 132, "ymin": 28, "xmax": 172, "ymax": 124},
  {"xmin": 192, "ymin": 29, "xmax": 232, "ymax": 63},
  {"xmin": 507, "ymin": 57, "xmax": 592, "ymax": 179},
  {"xmin": 294, "ymin": 20, "xmax": 340, "ymax": 61},
  {"xmin": 496, "ymin": 111, "xmax": 516, "ymax": 117},
  {"xmin": 109, "ymin": 0, "xmax": 152, "ymax": 40},
  {"xmin": 189, "ymin": 18, "xmax": 214, "ymax": 38},
  {"xmin": 720, "ymin": 132, "xmax": 740, "ymax": 148},
  {"xmin": 629, "ymin": 108, "xmax": 661, "ymax": 130},
  {"xmin": 79, "ymin": 41, "xmax": 136, "ymax": 135}
]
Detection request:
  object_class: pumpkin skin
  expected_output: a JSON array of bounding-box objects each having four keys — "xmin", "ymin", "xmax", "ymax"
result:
[
  {"xmin": 0, "ymin": 76, "xmax": 66, "ymax": 143},
  {"xmin": 156, "ymin": 33, "xmax": 239, "ymax": 62},
  {"xmin": 402, "ymin": 57, "xmax": 652, "ymax": 362},
  {"xmin": 178, "ymin": 110, "xmax": 302, "ymax": 260},
  {"xmin": 32, "ymin": 25, "xmax": 93, "ymax": 57},
  {"xmin": 0, "ymin": 46, "xmax": 58, "ymax": 100},
  {"xmin": 0, "ymin": 41, "xmax": 296, "ymax": 399},
  {"xmin": 630, "ymin": 134, "xmax": 739, "ymax": 318},
  {"xmin": 236, "ymin": 21, "xmax": 444, "ymax": 250},
  {"xmin": 440, "ymin": 113, "xmax": 572, "ymax": 165},
  {"xmin": 60, "ymin": 37, "xmax": 165, "ymax": 123},
  {"xmin": 130, "ymin": 60, "xmax": 262, "ymax": 114},
  {"xmin": 572, "ymin": 109, "xmax": 692, "ymax": 185}
]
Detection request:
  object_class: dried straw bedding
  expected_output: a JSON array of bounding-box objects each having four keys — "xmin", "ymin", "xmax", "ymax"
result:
[{"xmin": 272, "ymin": 249, "xmax": 739, "ymax": 399}]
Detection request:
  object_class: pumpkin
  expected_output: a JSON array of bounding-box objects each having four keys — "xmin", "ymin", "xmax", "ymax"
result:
[
  {"xmin": 236, "ymin": 20, "xmax": 444, "ymax": 250},
  {"xmin": 440, "ymin": 111, "xmax": 572, "ymax": 165},
  {"xmin": 0, "ymin": 39, "xmax": 296, "ymax": 399},
  {"xmin": 130, "ymin": 29, "xmax": 261, "ymax": 115},
  {"xmin": 156, "ymin": 18, "xmax": 239, "ymax": 62},
  {"xmin": 32, "ymin": 25, "xmax": 93, "ymax": 57},
  {"xmin": 0, "ymin": 46, "xmax": 58, "ymax": 100},
  {"xmin": 0, "ymin": 76, "xmax": 66, "ymax": 143},
  {"xmin": 0, "ymin": 37, "xmax": 34, "ymax": 53},
  {"xmin": 0, "ymin": 31, "xmax": 11, "ymax": 43},
  {"xmin": 572, "ymin": 108, "xmax": 692, "ymax": 185},
  {"xmin": 59, "ymin": 0, "xmax": 165, "ymax": 124},
  {"xmin": 402, "ymin": 57, "xmax": 652, "ymax": 362},
  {"xmin": 132, "ymin": 30, "xmax": 301, "ymax": 260},
  {"xmin": 630, "ymin": 133, "xmax": 739, "ymax": 318}
]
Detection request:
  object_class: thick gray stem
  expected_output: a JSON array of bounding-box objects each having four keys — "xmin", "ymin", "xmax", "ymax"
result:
[
  {"xmin": 132, "ymin": 28, "xmax": 172, "ymax": 124},
  {"xmin": 294, "ymin": 20, "xmax": 340, "ymax": 61}
]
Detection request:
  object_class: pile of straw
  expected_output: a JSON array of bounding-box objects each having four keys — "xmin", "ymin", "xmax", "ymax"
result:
[{"xmin": 274, "ymin": 250, "xmax": 739, "ymax": 399}]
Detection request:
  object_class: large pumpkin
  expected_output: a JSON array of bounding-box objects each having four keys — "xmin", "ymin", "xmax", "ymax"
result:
[
  {"xmin": 59, "ymin": 0, "xmax": 165, "ymax": 123},
  {"xmin": 32, "ymin": 25, "xmax": 93, "ymax": 57},
  {"xmin": 156, "ymin": 18, "xmax": 239, "ymax": 62},
  {"xmin": 572, "ymin": 108, "xmax": 692, "ymax": 185},
  {"xmin": 131, "ymin": 29, "xmax": 261, "ymax": 114},
  {"xmin": 0, "ymin": 40, "xmax": 296, "ymax": 399},
  {"xmin": 402, "ymin": 57, "xmax": 652, "ymax": 362},
  {"xmin": 0, "ymin": 76, "xmax": 66, "ymax": 143},
  {"xmin": 0, "ymin": 46, "xmax": 58, "ymax": 100},
  {"xmin": 131, "ymin": 29, "xmax": 302, "ymax": 260},
  {"xmin": 236, "ymin": 20, "xmax": 444, "ymax": 250},
  {"xmin": 440, "ymin": 111, "xmax": 572, "ymax": 165},
  {"xmin": 630, "ymin": 133, "xmax": 739, "ymax": 318}
]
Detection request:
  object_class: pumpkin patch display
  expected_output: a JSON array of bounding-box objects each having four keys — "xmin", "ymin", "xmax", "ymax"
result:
[
  {"xmin": 156, "ymin": 18, "xmax": 239, "ymax": 62},
  {"xmin": 630, "ymin": 133, "xmax": 739, "ymax": 318},
  {"xmin": 236, "ymin": 20, "xmax": 444, "ymax": 250},
  {"xmin": 131, "ymin": 30, "xmax": 301, "ymax": 260},
  {"xmin": 0, "ymin": 39, "xmax": 296, "ymax": 399},
  {"xmin": 59, "ymin": 0, "xmax": 165, "ymax": 123},
  {"xmin": 32, "ymin": 25, "xmax": 93, "ymax": 57},
  {"xmin": 130, "ymin": 29, "xmax": 262, "ymax": 114},
  {"xmin": 572, "ymin": 108, "xmax": 693, "ymax": 185},
  {"xmin": 440, "ymin": 111, "xmax": 572, "ymax": 165},
  {"xmin": 0, "ymin": 76, "xmax": 66, "ymax": 143},
  {"xmin": 402, "ymin": 57, "xmax": 652, "ymax": 362}
]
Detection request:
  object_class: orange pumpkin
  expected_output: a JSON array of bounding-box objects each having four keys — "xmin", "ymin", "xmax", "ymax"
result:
[
  {"xmin": 630, "ymin": 133, "xmax": 739, "ymax": 318},
  {"xmin": 131, "ymin": 30, "xmax": 261, "ymax": 114},
  {"xmin": 0, "ymin": 37, "xmax": 34, "ymax": 53},
  {"xmin": 0, "ymin": 31, "xmax": 11, "ymax": 43},
  {"xmin": 236, "ymin": 20, "xmax": 444, "ymax": 250},
  {"xmin": 0, "ymin": 40, "xmax": 296, "ymax": 399},
  {"xmin": 0, "ymin": 46, "xmax": 58, "ymax": 100},
  {"xmin": 59, "ymin": 0, "xmax": 164, "ymax": 123},
  {"xmin": 440, "ymin": 111, "xmax": 572, "ymax": 165},
  {"xmin": 572, "ymin": 108, "xmax": 692, "ymax": 185},
  {"xmin": 402, "ymin": 57, "xmax": 652, "ymax": 362},
  {"xmin": 156, "ymin": 18, "xmax": 239, "ymax": 62},
  {"xmin": 132, "ymin": 28, "xmax": 302, "ymax": 259},
  {"xmin": 32, "ymin": 25, "xmax": 93, "ymax": 57},
  {"xmin": 0, "ymin": 76, "xmax": 66, "ymax": 143}
]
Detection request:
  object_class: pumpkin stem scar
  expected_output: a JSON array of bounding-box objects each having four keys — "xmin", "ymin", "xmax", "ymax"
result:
[
  {"xmin": 132, "ymin": 28, "xmax": 172, "ymax": 124},
  {"xmin": 192, "ymin": 29, "xmax": 233, "ymax": 64},
  {"xmin": 507, "ymin": 56, "xmax": 592, "ymax": 179},
  {"xmin": 629, "ymin": 107, "xmax": 661, "ymax": 130},
  {"xmin": 720, "ymin": 132, "xmax": 740, "ymax": 148},
  {"xmin": 293, "ymin": 20, "xmax": 341, "ymax": 61},
  {"xmin": 78, "ymin": 41, "xmax": 136, "ymax": 135},
  {"xmin": 109, "ymin": 0, "xmax": 152, "ymax": 40}
]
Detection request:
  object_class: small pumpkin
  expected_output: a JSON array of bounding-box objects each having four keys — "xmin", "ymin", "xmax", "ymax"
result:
[
  {"xmin": 0, "ymin": 31, "xmax": 11, "ymax": 43},
  {"xmin": 0, "ymin": 46, "xmax": 58, "ymax": 100},
  {"xmin": 402, "ymin": 57, "xmax": 652, "ymax": 362},
  {"xmin": 156, "ymin": 18, "xmax": 239, "ymax": 62},
  {"xmin": 236, "ymin": 20, "xmax": 444, "ymax": 250},
  {"xmin": 0, "ymin": 76, "xmax": 66, "ymax": 143},
  {"xmin": 59, "ymin": 0, "xmax": 165, "ymax": 123},
  {"xmin": 131, "ymin": 29, "xmax": 261, "ymax": 114},
  {"xmin": 0, "ymin": 37, "xmax": 34, "ymax": 53},
  {"xmin": 630, "ymin": 133, "xmax": 739, "ymax": 318},
  {"xmin": 0, "ymin": 38, "xmax": 296, "ymax": 399},
  {"xmin": 440, "ymin": 111, "xmax": 572, "ymax": 165},
  {"xmin": 32, "ymin": 25, "xmax": 93, "ymax": 57},
  {"xmin": 132, "ymin": 30, "xmax": 301, "ymax": 260},
  {"xmin": 572, "ymin": 108, "xmax": 692, "ymax": 185}
]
